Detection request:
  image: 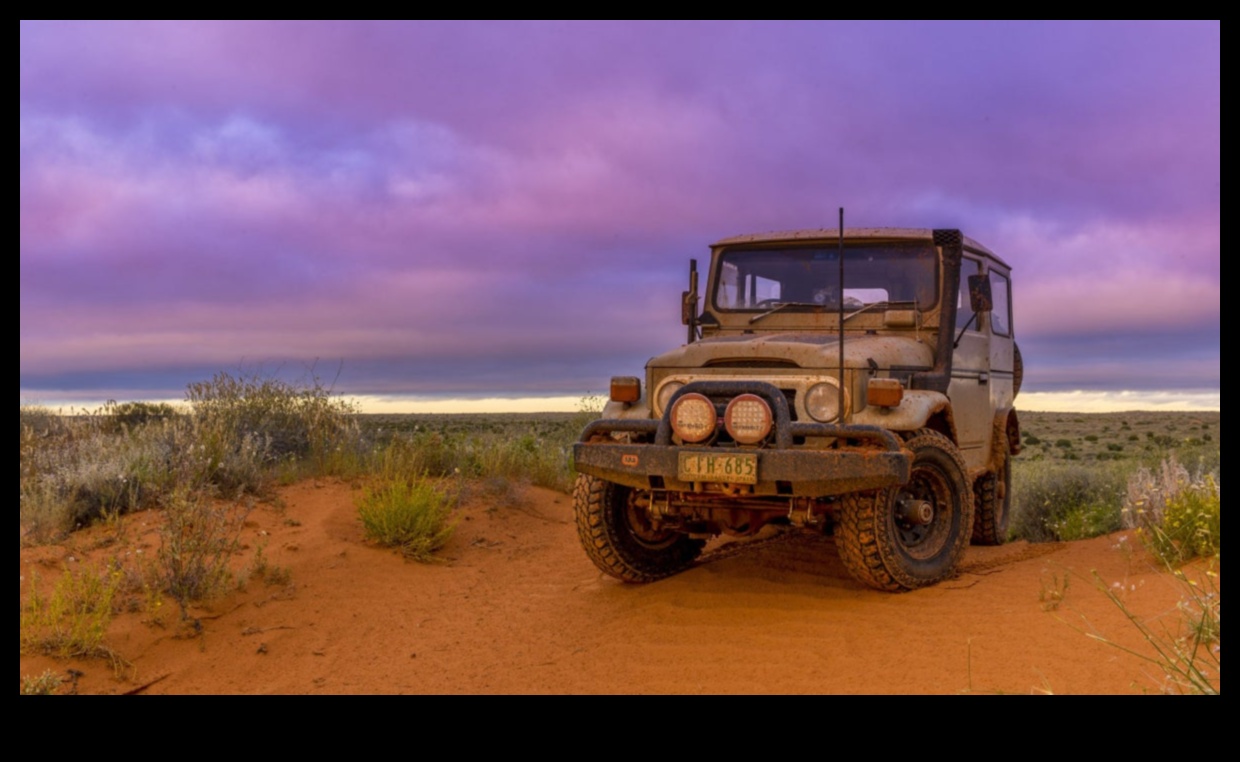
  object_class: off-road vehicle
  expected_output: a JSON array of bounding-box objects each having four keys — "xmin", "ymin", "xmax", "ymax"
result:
[{"xmin": 573, "ymin": 227, "xmax": 1022, "ymax": 591}]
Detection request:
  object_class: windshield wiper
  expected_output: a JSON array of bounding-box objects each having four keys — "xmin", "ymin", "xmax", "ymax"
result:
[
  {"xmin": 748, "ymin": 301, "xmax": 819, "ymax": 324},
  {"xmin": 841, "ymin": 300, "xmax": 890, "ymax": 324},
  {"xmin": 841, "ymin": 300, "xmax": 917, "ymax": 324}
]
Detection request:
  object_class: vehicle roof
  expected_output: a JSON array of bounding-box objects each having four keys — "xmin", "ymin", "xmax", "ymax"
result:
[{"xmin": 712, "ymin": 228, "xmax": 1006, "ymax": 266}]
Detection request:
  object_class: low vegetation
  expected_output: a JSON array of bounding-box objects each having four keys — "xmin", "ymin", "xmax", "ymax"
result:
[
  {"xmin": 19, "ymin": 372, "xmax": 597, "ymax": 670},
  {"xmin": 20, "ymin": 564, "xmax": 123, "ymax": 662},
  {"xmin": 1013, "ymin": 414, "xmax": 1222, "ymax": 695},
  {"xmin": 1010, "ymin": 410, "xmax": 1219, "ymax": 544},
  {"xmin": 357, "ymin": 475, "xmax": 456, "ymax": 561},
  {"xmin": 20, "ymin": 381, "xmax": 1218, "ymax": 687}
]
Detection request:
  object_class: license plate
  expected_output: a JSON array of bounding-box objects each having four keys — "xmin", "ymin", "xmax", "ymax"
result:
[{"xmin": 678, "ymin": 452, "xmax": 758, "ymax": 484}]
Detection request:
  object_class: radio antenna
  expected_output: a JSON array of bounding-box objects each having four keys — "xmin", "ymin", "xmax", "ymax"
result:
[{"xmin": 838, "ymin": 208, "xmax": 845, "ymax": 425}]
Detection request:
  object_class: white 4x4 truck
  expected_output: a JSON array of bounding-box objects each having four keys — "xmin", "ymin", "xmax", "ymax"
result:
[{"xmin": 573, "ymin": 227, "xmax": 1022, "ymax": 591}]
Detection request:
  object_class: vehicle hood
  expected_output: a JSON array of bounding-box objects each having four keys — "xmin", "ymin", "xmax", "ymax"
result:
[{"xmin": 647, "ymin": 332, "xmax": 933, "ymax": 371}]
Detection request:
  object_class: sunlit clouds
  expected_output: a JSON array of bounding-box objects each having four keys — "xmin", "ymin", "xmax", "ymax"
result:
[{"xmin": 20, "ymin": 21, "xmax": 1219, "ymax": 411}]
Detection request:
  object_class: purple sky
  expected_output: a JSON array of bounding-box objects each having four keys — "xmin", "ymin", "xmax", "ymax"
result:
[{"xmin": 20, "ymin": 20, "xmax": 1220, "ymax": 411}]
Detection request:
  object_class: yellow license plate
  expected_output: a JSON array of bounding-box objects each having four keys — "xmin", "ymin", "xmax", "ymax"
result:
[{"xmin": 678, "ymin": 452, "xmax": 758, "ymax": 484}]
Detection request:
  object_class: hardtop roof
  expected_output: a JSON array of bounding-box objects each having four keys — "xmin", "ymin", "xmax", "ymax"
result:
[{"xmin": 711, "ymin": 227, "xmax": 1005, "ymax": 266}]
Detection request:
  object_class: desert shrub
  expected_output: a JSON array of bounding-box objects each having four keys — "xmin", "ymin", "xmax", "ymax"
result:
[
  {"xmin": 1024, "ymin": 434, "xmax": 1041, "ymax": 445},
  {"xmin": 371, "ymin": 424, "xmax": 577, "ymax": 494},
  {"xmin": 20, "ymin": 670, "xmax": 63, "ymax": 696},
  {"xmin": 1084, "ymin": 434, "xmax": 1099, "ymax": 442},
  {"xmin": 20, "ymin": 404, "xmax": 68, "ymax": 440},
  {"xmin": 101, "ymin": 400, "xmax": 179, "ymax": 432},
  {"xmin": 1123, "ymin": 458, "xmax": 1220, "ymax": 565},
  {"xmin": 19, "ymin": 419, "xmax": 188, "ymax": 538},
  {"xmin": 357, "ymin": 476, "xmax": 455, "ymax": 561},
  {"xmin": 469, "ymin": 433, "xmax": 575, "ymax": 492},
  {"xmin": 1010, "ymin": 460, "xmax": 1127, "ymax": 542},
  {"xmin": 1055, "ymin": 439, "xmax": 1073, "ymax": 449},
  {"xmin": 20, "ymin": 566, "xmax": 122, "ymax": 660},
  {"xmin": 158, "ymin": 490, "xmax": 253, "ymax": 616},
  {"xmin": 186, "ymin": 369, "xmax": 357, "ymax": 465},
  {"xmin": 1054, "ymin": 500, "xmax": 1123, "ymax": 540}
]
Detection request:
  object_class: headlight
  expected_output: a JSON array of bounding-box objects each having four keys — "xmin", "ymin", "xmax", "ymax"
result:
[
  {"xmin": 654, "ymin": 380, "xmax": 685, "ymax": 417},
  {"xmin": 724, "ymin": 394, "xmax": 773, "ymax": 444},
  {"xmin": 670, "ymin": 393, "xmax": 716, "ymax": 443},
  {"xmin": 805, "ymin": 381, "xmax": 847, "ymax": 422}
]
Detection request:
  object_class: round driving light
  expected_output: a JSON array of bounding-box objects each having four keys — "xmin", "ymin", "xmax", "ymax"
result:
[
  {"xmin": 724, "ymin": 394, "xmax": 773, "ymax": 444},
  {"xmin": 805, "ymin": 382, "xmax": 846, "ymax": 422},
  {"xmin": 670, "ymin": 393, "xmax": 716, "ymax": 443},
  {"xmin": 655, "ymin": 380, "xmax": 685, "ymax": 416}
]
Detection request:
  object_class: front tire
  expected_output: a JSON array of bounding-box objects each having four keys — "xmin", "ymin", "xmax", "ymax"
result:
[
  {"xmin": 573, "ymin": 474, "xmax": 704, "ymax": 583},
  {"xmin": 836, "ymin": 430, "xmax": 975, "ymax": 591}
]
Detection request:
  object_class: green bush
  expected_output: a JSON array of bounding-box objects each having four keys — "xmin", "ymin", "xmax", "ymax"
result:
[
  {"xmin": 357, "ymin": 476, "xmax": 456, "ymax": 561},
  {"xmin": 1010, "ymin": 460, "xmax": 1127, "ymax": 542},
  {"xmin": 1054, "ymin": 500, "xmax": 1123, "ymax": 540},
  {"xmin": 1124, "ymin": 458, "xmax": 1220, "ymax": 565},
  {"xmin": 20, "ymin": 566, "xmax": 122, "ymax": 660}
]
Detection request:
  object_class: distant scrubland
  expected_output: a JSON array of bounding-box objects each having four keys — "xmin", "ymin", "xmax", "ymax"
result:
[{"xmin": 19, "ymin": 373, "xmax": 1219, "ymax": 693}]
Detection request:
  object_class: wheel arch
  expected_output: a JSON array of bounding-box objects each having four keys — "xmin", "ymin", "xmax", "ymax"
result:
[
  {"xmin": 990, "ymin": 407, "xmax": 1021, "ymax": 468},
  {"xmin": 852, "ymin": 390, "xmax": 958, "ymax": 444}
]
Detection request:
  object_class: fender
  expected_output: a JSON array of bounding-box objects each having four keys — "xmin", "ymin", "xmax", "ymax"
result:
[
  {"xmin": 988, "ymin": 407, "xmax": 1022, "ymax": 473},
  {"xmin": 851, "ymin": 390, "xmax": 956, "ymax": 442}
]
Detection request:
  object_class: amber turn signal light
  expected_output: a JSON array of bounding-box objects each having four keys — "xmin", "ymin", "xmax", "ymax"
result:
[
  {"xmin": 609, "ymin": 376, "xmax": 641, "ymax": 403},
  {"xmin": 867, "ymin": 378, "xmax": 904, "ymax": 408}
]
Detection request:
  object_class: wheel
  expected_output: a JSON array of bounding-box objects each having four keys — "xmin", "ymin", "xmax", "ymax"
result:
[
  {"xmin": 971, "ymin": 450, "xmax": 1011, "ymax": 546},
  {"xmin": 835, "ymin": 429, "xmax": 975, "ymax": 591},
  {"xmin": 573, "ymin": 474, "xmax": 704, "ymax": 583}
]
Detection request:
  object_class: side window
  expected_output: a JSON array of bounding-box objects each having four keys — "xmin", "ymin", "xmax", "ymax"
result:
[
  {"xmin": 988, "ymin": 270, "xmax": 1011, "ymax": 336},
  {"xmin": 987, "ymin": 271, "xmax": 1006, "ymax": 337},
  {"xmin": 957, "ymin": 258, "xmax": 982, "ymax": 332}
]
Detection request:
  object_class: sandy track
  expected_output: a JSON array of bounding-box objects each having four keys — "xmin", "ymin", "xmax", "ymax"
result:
[{"xmin": 19, "ymin": 480, "xmax": 1209, "ymax": 694}]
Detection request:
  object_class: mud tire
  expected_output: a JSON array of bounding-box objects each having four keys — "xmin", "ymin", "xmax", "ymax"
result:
[
  {"xmin": 971, "ymin": 450, "xmax": 1011, "ymax": 546},
  {"xmin": 836, "ymin": 429, "xmax": 975, "ymax": 591},
  {"xmin": 573, "ymin": 474, "xmax": 704, "ymax": 583}
]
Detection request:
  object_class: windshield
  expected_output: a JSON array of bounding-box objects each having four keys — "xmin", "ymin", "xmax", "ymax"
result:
[{"xmin": 713, "ymin": 243, "xmax": 939, "ymax": 312}]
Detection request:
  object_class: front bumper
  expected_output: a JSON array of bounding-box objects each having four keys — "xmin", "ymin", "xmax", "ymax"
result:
[{"xmin": 573, "ymin": 380, "xmax": 911, "ymax": 497}]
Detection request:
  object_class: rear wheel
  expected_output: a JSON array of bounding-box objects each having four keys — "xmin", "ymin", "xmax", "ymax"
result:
[
  {"xmin": 971, "ymin": 450, "xmax": 1011, "ymax": 546},
  {"xmin": 573, "ymin": 474, "xmax": 704, "ymax": 583},
  {"xmin": 836, "ymin": 430, "xmax": 974, "ymax": 591}
]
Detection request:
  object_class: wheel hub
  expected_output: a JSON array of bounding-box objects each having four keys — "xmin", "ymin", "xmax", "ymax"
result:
[{"xmin": 897, "ymin": 496, "xmax": 935, "ymax": 526}]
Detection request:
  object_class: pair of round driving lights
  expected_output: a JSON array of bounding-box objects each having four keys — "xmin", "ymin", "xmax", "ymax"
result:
[{"xmin": 670, "ymin": 393, "xmax": 773, "ymax": 445}]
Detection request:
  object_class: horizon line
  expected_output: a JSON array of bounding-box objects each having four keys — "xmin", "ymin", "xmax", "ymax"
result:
[{"xmin": 19, "ymin": 389, "xmax": 1220, "ymax": 415}]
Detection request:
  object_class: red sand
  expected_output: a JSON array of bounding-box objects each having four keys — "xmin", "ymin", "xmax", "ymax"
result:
[{"xmin": 19, "ymin": 480, "xmax": 1216, "ymax": 694}]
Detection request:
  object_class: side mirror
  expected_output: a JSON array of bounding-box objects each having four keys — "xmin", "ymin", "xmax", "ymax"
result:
[
  {"xmin": 968, "ymin": 274, "xmax": 993, "ymax": 313},
  {"xmin": 682, "ymin": 259, "xmax": 699, "ymax": 343}
]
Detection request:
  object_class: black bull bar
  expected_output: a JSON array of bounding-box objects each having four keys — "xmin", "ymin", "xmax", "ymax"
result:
[{"xmin": 573, "ymin": 381, "xmax": 911, "ymax": 496}]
